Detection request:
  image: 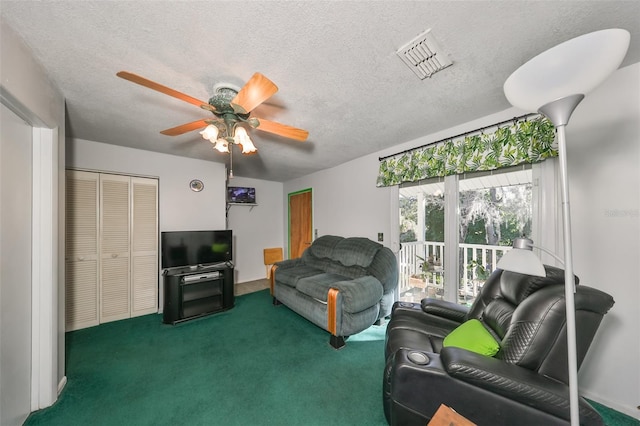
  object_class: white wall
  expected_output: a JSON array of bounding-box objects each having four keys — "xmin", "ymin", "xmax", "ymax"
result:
[
  {"xmin": 227, "ymin": 177, "xmax": 284, "ymax": 283},
  {"xmin": 564, "ymin": 63, "xmax": 639, "ymax": 417},
  {"xmin": 284, "ymin": 64, "xmax": 640, "ymax": 417},
  {"xmin": 283, "ymin": 155, "xmax": 398, "ymax": 254},
  {"xmin": 1, "ymin": 18, "xmax": 66, "ymax": 417},
  {"xmin": 67, "ymin": 138, "xmax": 227, "ymax": 231},
  {"xmin": 1, "ymin": 103, "xmax": 33, "ymax": 426}
]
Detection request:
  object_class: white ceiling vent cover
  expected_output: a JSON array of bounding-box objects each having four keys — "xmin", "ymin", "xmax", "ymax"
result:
[{"xmin": 397, "ymin": 29, "xmax": 453, "ymax": 79}]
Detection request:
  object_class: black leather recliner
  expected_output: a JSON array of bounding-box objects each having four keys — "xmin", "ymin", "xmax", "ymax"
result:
[{"xmin": 383, "ymin": 266, "xmax": 614, "ymax": 425}]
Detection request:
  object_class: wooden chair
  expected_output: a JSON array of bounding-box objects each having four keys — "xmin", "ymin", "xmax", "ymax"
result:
[{"xmin": 263, "ymin": 247, "xmax": 283, "ymax": 294}]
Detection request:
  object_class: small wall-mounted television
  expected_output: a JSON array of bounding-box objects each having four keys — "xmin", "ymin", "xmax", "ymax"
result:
[
  {"xmin": 161, "ymin": 230, "xmax": 232, "ymax": 269},
  {"xmin": 227, "ymin": 186, "xmax": 256, "ymax": 204}
]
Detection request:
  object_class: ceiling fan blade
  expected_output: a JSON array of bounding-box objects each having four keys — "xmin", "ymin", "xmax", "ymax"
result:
[
  {"xmin": 160, "ymin": 119, "xmax": 210, "ymax": 136},
  {"xmin": 231, "ymin": 73, "xmax": 278, "ymax": 114},
  {"xmin": 117, "ymin": 71, "xmax": 212, "ymax": 110},
  {"xmin": 253, "ymin": 118, "xmax": 309, "ymax": 141}
]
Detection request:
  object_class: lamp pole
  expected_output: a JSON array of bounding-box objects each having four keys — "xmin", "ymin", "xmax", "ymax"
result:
[{"xmin": 538, "ymin": 94, "xmax": 584, "ymax": 426}]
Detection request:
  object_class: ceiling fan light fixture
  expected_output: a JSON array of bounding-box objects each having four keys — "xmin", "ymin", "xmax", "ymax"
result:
[
  {"xmin": 213, "ymin": 138, "xmax": 229, "ymax": 153},
  {"xmin": 117, "ymin": 71, "xmax": 308, "ymax": 163},
  {"xmin": 240, "ymin": 139, "xmax": 257, "ymax": 154},
  {"xmin": 233, "ymin": 126, "xmax": 248, "ymax": 142},
  {"xmin": 234, "ymin": 126, "xmax": 258, "ymax": 154},
  {"xmin": 200, "ymin": 124, "xmax": 219, "ymax": 141}
]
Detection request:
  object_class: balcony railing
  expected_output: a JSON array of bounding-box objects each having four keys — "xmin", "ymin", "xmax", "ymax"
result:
[{"xmin": 397, "ymin": 241, "xmax": 512, "ymax": 305}]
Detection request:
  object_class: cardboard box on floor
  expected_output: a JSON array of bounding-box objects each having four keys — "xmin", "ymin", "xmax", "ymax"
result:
[{"xmin": 427, "ymin": 404, "xmax": 476, "ymax": 426}]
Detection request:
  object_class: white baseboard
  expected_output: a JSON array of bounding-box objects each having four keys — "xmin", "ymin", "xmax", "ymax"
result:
[{"xmin": 57, "ymin": 376, "xmax": 67, "ymax": 396}]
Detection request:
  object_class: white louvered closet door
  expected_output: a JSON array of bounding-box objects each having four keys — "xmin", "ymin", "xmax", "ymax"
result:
[
  {"xmin": 100, "ymin": 174, "xmax": 131, "ymax": 323},
  {"xmin": 131, "ymin": 177, "xmax": 158, "ymax": 316},
  {"xmin": 65, "ymin": 171, "xmax": 100, "ymax": 331}
]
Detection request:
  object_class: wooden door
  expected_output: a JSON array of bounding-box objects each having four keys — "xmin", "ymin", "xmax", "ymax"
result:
[
  {"xmin": 288, "ymin": 189, "xmax": 312, "ymax": 259},
  {"xmin": 65, "ymin": 170, "xmax": 100, "ymax": 331}
]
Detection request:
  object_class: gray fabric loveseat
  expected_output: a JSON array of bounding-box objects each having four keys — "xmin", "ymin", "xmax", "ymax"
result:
[{"xmin": 271, "ymin": 235, "xmax": 398, "ymax": 348}]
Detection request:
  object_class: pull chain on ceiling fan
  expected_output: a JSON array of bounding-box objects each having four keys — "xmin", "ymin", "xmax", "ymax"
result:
[{"xmin": 116, "ymin": 71, "xmax": 309, "ymax": 161}]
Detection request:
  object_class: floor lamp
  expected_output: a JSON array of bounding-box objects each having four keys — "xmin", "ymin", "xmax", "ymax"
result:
[{"xmin": 500, "ymin": 29, "xmax": 630, "ymax": 425}]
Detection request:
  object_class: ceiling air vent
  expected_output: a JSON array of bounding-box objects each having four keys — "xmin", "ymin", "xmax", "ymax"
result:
[{"xmin": 397, "ymin": 29, "xmax": 453, "ymax": 79}]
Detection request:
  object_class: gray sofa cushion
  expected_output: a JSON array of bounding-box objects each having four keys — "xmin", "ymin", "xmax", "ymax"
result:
[
  {"xmin": 331, "ymin": 237, "xmax": 381, "ymax": 267},
  {"xmin": 368, "ymin": 248, "xmax": 400, "ymax": 294},
  {"xmin": 307, "ymin": 235, "xmax": 343, "ymax": 259},
  {"xmin": 275, "ymin": 264, "xmax": 324, "ymax": 288},
  {"xmin": 296, "ymin": 274, "xmax": 384, "ymax": 314},
  {"xmin": 296, "ymin": 273, "xmax": 350, "ymax": 301},
  {"xmin": 331, "ymin": 276, "xmax": 384, "ymax": 313}
]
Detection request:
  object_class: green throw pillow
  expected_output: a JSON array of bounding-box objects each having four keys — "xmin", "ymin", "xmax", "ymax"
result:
[{"xmin": 443, "ymin": 319, "xmax": 500, "ymax": 356}]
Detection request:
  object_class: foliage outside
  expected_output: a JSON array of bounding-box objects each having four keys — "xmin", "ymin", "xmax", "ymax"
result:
[{"xmin": 400, "ymin": 183, "xmax": 532, "ymax": 247}]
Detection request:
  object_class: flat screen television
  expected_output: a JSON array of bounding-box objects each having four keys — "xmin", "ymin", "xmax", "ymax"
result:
[
  {"xmin": 161, "ymin": 230, "xmax": 232, "ymax": 269},
  {"xmin": 227, "ymin": 186, "xmax": 256, "ymax": 204}
]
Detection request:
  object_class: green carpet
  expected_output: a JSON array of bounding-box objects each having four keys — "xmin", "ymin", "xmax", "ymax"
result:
[
  {"xmin": 26, "ymin": 289, "xmax": 638, "ymax": 426},
  {"xmin": 589, "ymin": 401, "xmax": 640, "ymax": 426},
  {"xmin": 26, "ymin": 290, "xmax": 388, "ymax": 426}
]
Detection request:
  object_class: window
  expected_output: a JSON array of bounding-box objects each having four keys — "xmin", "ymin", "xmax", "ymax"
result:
[{"xmin": 398, "ymin": 167, "xmax": 533, "ymax": 305}]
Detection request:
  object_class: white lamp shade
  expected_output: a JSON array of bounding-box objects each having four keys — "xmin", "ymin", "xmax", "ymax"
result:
[
  {"xmin": 239, "ymin": 138, "xmax": 257, "ymax": 154},
  {"xmin": 214, "ymin": 138, "xmax": 229, "ymax": 153},
  {"xmin": 233, "ymin": 126, "xmax": 249, "ymax": 142},
  {"xmin": 497, "ymin": 248, "xmax": 546, "ymax": 277},
  {"xmin": 200, "ymin": 124, "xmax": 219, "ymax": 141},
  {"xmin": 234, "ymin": 127, "xmax": 257, "ymax": 154},
  {"xmin": 504, "ymin": 29, "xmax": 630, "ymax": 111}
]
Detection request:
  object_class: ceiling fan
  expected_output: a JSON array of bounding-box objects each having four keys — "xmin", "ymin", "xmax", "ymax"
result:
[{"xmin": 116, "ymin": 71, "xmax": 309, "ymax": 156}]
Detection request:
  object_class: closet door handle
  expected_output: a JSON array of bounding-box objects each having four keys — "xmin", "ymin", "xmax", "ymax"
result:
[
  {"xmin": 111, "ymin": 253, "xmax": 118, "ymax": 258},
  {"xmin": 78, "ymin": 256, "xmax": 85, "ymax": 261}
]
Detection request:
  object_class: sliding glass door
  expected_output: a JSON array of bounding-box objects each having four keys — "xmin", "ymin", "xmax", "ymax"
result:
[
  {"xmin": 457, "ymin": 168, "xmax": 532, "ymax": 305},
  {"xmin": 399, "ymin": 181, "xmax": 445, "ymax": 303},
  {"xmin": 398, "ymin": 166, "xmax": 533, "ymax": 305}
]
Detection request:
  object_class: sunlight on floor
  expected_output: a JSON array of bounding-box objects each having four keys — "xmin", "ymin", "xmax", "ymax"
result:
[{"xmin": 350, "ymin": 324, "xmax": 387, "ymax": 342}]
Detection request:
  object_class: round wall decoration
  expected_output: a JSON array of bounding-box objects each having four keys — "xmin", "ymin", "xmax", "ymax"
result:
[{"xmin": 189, "ymin": 179, "xmax": 204, "ymax": 192}]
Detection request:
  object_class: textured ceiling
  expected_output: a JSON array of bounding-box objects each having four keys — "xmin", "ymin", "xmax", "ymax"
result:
[{"xmin": 2, "ymin": 1, "xmax": 639, "ymax": 182}]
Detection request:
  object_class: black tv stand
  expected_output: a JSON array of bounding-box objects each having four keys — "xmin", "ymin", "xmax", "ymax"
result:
[{"xmin": 163, "ymin": 263, "xmax": 234, "ymax": 324}]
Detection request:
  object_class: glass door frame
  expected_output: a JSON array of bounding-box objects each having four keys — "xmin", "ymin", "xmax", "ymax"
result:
[{"xmin": 396, "ymin": 163, "xmax": 553, "ymax": 306}]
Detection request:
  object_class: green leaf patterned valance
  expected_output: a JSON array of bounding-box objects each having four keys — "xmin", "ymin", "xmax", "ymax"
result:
[{"xmin": 376, "ymin": 116, "xmax": 557, "ymax": 187}]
